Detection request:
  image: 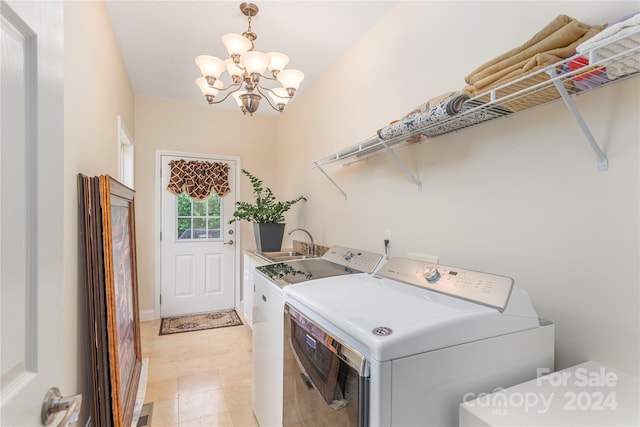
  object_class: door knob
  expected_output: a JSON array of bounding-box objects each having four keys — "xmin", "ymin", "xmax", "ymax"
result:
[
  {"xmin": 41, "ymin": 387, "xmax": 82, "ymax": 426},
  {"xmin": 224, "ymin": 240, "xmax": 234, "ymax": 245}
]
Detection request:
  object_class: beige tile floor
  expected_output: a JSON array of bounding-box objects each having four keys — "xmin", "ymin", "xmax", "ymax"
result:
[{"xmin": 140, "ymin": 318, "xmax": 258, "ymax": 427}]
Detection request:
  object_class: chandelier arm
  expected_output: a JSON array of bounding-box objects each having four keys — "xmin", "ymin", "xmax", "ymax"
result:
[
  {"xmin": 216, "ymin": 81, "xmax": 243, "ymax": 93},
  {"xmin": 206, "ymin": 84, "xmax": 243, "ymax": 105},
  {"xmin": 255, "ymin": 85, "xmax": 282, "ymax": 112},
  {"xmin": 257, "ymin": 73, "xmax": 279, "ymax": 82},
  {"xmin": 256, "ymin": 80, "xmax": 293, "ymax": 99}
]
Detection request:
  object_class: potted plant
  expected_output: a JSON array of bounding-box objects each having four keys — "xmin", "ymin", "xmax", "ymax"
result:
[{"xmin": 229, "ymin": 169, "xmax": 306, "ymax": 252}]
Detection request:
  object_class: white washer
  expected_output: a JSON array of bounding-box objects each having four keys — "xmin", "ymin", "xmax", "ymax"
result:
[
  {"xmin": 283, "ymin": 257, "xmax": 555, "ymax": 426},
  {"xmin": 252, "ymin": 246, "xmax": 382, "ymax": 427}
]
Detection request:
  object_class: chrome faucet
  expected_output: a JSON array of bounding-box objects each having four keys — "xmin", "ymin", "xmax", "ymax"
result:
[{"xmin": 288, "ymin": 228, "xmax": 315, "ymax": 256}]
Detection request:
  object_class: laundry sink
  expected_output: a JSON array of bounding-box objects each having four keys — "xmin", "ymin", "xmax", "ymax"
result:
[{"xmin": 258, "ymin": 250, "xmax": 318, "ymax": 263}]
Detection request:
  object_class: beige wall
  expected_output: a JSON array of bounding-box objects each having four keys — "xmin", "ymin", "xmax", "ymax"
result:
[
  {"xmin": 133, "ymin": 96, "xmax": 279, "ymax": 317},
  {"xmin": 277, "ymin": 1, "xmax": 640, "ymax": 375},
  {"xmin": 64, "ymin": 0, "xmax": 134, "ymax": 423}
]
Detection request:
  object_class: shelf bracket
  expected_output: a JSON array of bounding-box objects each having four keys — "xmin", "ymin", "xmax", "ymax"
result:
[
  {"xmin": 316, "ymin": 164, "xmax": 347, "ymax": 199},
  {"xmin": 382, "ymin": 142, "xmax": 423, "ymax": 191},
  {"xmin": 546, "ymin": 67, "xmax": 608, "ymax": 171}
]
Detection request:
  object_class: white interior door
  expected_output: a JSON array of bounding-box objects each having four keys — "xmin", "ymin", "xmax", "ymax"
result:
[
  {"xmin": 160, "ymin": 155, "xmax": 237, "ymax": 317},
  {"xmin": 1, "ymin": 0, "xmax": 66, "ymax": 425}
]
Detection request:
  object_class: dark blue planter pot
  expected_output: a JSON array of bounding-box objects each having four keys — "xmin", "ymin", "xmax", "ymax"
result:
[{"xmin": 253, "ymin": 223, "xmax": 285, "ymax": 252}]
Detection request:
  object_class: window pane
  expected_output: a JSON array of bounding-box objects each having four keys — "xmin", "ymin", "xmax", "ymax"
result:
[
  {"xmin": 177, "ymin": 193, "xmax": 192, "ymax": 216},
  {"xmin": 208, "ymin": 218, "xmax": 221, "ymax": 239},
  {"xmin": 193, "ymin": 199, "xmax": 207, "ymax": 216},
  {"xmin": 177, "ymin": 218, "xmax": 191, "ymax": 239},
  {"xmin": 192, "ymin": 218, "xmax": 206, "ymax": 236},
  {"xmin": 208, "ymin": 217, "xmax": 221, "ymax": 228},
  {"xmin": 207, "ymin": 195, "xmax": 221, "ymax": 215}
]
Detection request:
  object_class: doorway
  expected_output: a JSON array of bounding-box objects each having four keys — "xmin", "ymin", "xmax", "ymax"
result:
[{"xmin": 157, "ymin": 152, "xmax": 239, "ymax": 317}]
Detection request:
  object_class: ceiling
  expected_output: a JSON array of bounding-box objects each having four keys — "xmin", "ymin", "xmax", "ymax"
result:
[{"xmin": 105, "ymin": 1, "xmax": 397, "ymax": 115}]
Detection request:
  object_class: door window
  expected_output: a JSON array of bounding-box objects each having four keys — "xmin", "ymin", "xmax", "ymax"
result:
[{"xmin": 176, "ymin": 192, "xmax": 222, "ymax": 240}]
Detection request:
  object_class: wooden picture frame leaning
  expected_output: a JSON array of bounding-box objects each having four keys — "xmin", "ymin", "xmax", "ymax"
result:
[
  {"xmin": 78, "ymin": 175, "xmax": 112, "ymax": 426},
  {"xmin": 99, "ymin": 175, "xmax": 142, "ymax": 427}
]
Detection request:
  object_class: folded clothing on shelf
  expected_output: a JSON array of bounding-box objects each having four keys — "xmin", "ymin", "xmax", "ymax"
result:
[
  {"xmin": 462, "ymin": 14, "xmax": 605, "ymax": 101},
  {"xmin": 576, "ymin": 10, "xmax": 640, "ymax": 80},
  {"xmin": 561, "ymin": 56, "xmax": 607, "ymax": 90},
  {"xmin": 465, "ymin": 15, "xmax": 604, "ymax": 91}
]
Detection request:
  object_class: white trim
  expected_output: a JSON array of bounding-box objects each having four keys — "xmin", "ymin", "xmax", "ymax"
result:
[
  {"xmin": 117, "ymin": 115, "xmax": 134, "ymax": 188},
  {"xmin": 154, "ymin": 150, "xmax": 241, "ymax": 320},
  {"xmin": 139, "ymin": 309, "xmax": 157, "ymax": 322}
]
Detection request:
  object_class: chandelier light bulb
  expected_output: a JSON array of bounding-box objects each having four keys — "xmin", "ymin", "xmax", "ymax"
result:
[
  {"xmin": 196, "ymin": 77, "xmax": 224, "ymax": 103},
  {"xmin": 225, "ymin": 58, "xmax": 243, "ymax": 81},
  {"xmin": 277, "ymin": 69, "xmax": 305, "ymax": 91},
  {"xmin": 195, "ymin": 55, "xmax": 226, "ymax": 81},
  {"xmin": 221, "ymin": 33, "xmax": 253, "ymax": 58},
  {"xmin": 241, "ymin": 51, "xmax": 269, "ymax": 75},
  {"xmin": 266, "ymin": 52, "xmax": 289, "ymax": 76}
]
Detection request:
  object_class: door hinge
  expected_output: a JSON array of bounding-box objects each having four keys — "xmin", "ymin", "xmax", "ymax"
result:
[
  {"xmin": 159, "ymin": 295, "xmax": 162, "ymax": 305},
  {"xmin": 160, "ymin": 231, "xmax": 162, "ymax": 241}
]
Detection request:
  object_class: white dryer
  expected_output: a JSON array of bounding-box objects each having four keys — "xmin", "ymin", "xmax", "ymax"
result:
[{"xmin": 283, "ymin": 257, "xmax": 555, "ymax": 426}]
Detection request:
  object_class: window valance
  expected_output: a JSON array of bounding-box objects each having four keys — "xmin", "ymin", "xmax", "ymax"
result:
[{"xmin": 166, "ymin": 160, "xmax": 231, "ymax": 200}]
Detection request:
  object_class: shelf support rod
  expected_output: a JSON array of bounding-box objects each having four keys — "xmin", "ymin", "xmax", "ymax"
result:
[
  {"xmin": 546, "ymin": 67, "xmax": 608, "ymax": 171},
  {"xmin": 381, "ymin": 142, "xmax": 422, "ymax": 191},
  {"xmin": 315, "ymin": 164, "xmax": 347, "ymax": 199}
]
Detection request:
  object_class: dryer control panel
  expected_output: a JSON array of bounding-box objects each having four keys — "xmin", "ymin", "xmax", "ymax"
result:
[
  {"xmin": 322, "ymin": 246, "xmax": 383, "ymax": 273},
  {"xmin": 376, "ymin": 257, "xmax": 514, "ymax": 312}
]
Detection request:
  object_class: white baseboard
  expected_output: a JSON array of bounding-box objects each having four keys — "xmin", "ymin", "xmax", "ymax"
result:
[{"xmin": 139, "ymin": 309, "xmax": 158, "ymax": 322}]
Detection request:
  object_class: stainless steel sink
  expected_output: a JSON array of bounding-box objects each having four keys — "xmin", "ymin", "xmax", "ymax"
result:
[
  {"xmin": 262, "ymin": 251, "xmax": 306, "ymax": 258},
  {"xmin": 258, "ymin": 250, "xmax": 318, "ymax": 262},
  {"xmin": 269, "ymin": 255, "xmax": 314, "ymax": 262}
]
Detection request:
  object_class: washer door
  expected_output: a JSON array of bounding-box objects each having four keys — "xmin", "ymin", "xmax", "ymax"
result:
[{"xmin": 283, "ymin": 304, "xmax": 369, "ymax": 426}]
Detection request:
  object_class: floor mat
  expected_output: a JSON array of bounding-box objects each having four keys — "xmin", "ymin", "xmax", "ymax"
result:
[
  {"xmin": 136, "ymin": 402, "xmax": 153, "ymax": 427},
  {"xmin": 159, "ymin": 309, "xmax": 243, "ymax": 335}
]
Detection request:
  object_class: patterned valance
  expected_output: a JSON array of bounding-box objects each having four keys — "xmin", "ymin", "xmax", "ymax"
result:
[{"xmin": 166, "ymin": 160, "xmax": 231, "ymax": 200}]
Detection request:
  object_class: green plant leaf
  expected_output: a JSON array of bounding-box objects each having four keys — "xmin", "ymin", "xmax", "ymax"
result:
[{"xmin": 228, "ymin": 169, "xmax": 307, "ymax": 224}]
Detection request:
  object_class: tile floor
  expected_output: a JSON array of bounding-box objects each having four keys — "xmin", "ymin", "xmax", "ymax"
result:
[{"xmin": 141, "ymin": 318, "xmax": 258, "ymax": 427}]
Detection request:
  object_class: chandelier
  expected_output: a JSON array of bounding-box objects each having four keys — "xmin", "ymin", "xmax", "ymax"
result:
[{"xmin": 195, "ymin": 2, "xmax": 304, "ymax": 116}]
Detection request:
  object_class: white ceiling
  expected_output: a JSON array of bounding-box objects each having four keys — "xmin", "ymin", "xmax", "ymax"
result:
[{"xmin": 105, "ymin": 0, "xmax": 397, "ymax": 115}]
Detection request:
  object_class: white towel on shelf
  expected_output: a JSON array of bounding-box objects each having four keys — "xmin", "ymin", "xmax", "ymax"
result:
[
  {"xmin": 576, "ymin": 11, "xmax": 640, "ymax": 52},
  {"xmin": 576, "ymin": 12, "xmax": 640, "ymax": 80}
]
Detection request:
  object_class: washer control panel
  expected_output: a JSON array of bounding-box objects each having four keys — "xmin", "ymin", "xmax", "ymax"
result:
[
  {"xmin": 322, "ymin": 246, "xmax": 383, "ymax": 274},
  {"xmin": 376, "ymin": 257, "xmax": 514, "ymax": 311}
]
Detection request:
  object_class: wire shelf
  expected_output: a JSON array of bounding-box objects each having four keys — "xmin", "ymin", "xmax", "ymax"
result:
[{"xmin": 314, "ymin": 29, "xmax": 639, "ymax": 175}]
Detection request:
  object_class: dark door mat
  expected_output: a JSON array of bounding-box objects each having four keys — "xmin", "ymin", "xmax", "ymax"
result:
[
  {"xmin": 159, "ymin": 309, "xmax": 243, "ymax": 335},
  {"xmin": 137, "ymin": 402, "xmax": 153, "ymax": 427}
]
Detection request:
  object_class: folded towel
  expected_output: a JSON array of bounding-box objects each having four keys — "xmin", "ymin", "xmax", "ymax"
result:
[
  {"xmin": 575, "ymin": 11, "xmax": 640, "ymax": 80},
  {"xmin": 576, "ymin": 11, "xmax": 640, "ymax": 52},
  {"xmin": 467, "ymin": 52, "xmax": 564, "ymax": 98},
  {"xmin": 472, "ymin": 25, "xmax": 603, "ymax": 94},
  {"xmin": 464, "ymin": 14, "xmax": 574, "ymax": 84},
  {"xmin": 465, "ymin": 15, "xmax": 597, "ymax": 87}
]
